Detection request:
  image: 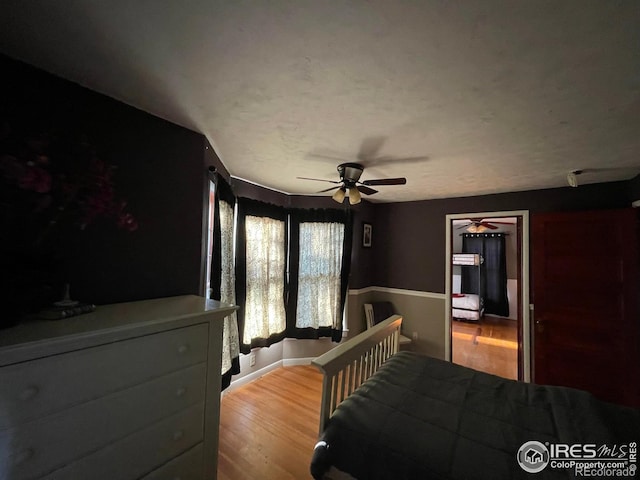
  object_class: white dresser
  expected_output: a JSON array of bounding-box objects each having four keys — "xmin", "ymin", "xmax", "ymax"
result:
[{"xmin": 0, "ymin": 295, "xmax": 237, "ymax": 480}]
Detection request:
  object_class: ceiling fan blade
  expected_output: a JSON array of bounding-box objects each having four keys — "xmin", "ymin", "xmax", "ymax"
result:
[
  {"xmin": 297, "ymin": 176, "xmax": 341, "ymax": 184},
  {"xmin": 479, "ymin": 222, "xmax": 499, "ymax": 229},
  {"xmin": 364, "ymin": 156, "xmax": 429, "ymax": 167},
  {"xmin": 306, "ymin": 153, "xmax": 352, "ymax": 164},
  {"xmin": 483, "ymin": 221, "xmax": 514, "ymax": 225},
  {"xmin": 357, "ymin": 185, "xmax": 378, "ymax": 195},
  {"xmin": 357, "ymin": 136, "xmax": 386, "ymax": 161},
  {"xmin": 361, "ymin": 177, "xmax": 407, "ymax": 186},
  {"xmin": 317, "ymin": 186, "xmax": 341, "ymax": 193},
  {"xmin": 456, "ymin": 223, "xmax": 472, "ymax": 229}
]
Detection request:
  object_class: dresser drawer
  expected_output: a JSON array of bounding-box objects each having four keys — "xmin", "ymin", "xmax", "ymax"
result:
[
  {"xmin": 2, "ymin": 363, "xmax": 206, "ymax": 480},
  {"xmin": 0, "ymin": 323, "xmax": 208, "ymax": 429},
  {"xmin": 41, "ymin": 405, "xmax": 204, "ymax": 480},
  {"xmin": 141, "ymin": 443, "xmax": 204, "ymax": 480}
]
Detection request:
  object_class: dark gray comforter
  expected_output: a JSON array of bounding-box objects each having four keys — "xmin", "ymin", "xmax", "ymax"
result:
[{"xmin": 311, "ymin": 352, "xmax": 639, "ymax": 479}]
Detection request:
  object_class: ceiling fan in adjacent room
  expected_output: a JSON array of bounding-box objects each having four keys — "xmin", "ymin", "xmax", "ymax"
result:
[
  {"xmin": 297, "ymin": 162, "xmax": 406, "ymax": 204},
  {"xmin": 456, "ymin": 218, "xmax": 513, "ymax": 233}
]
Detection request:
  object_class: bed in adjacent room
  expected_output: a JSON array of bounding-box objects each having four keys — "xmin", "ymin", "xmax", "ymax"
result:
[
  {"xmin": 451, "ymin": 292, "xmax": 483, "ymax": 321},
  {"xmin": 452, "ymin": 253, "xmax": 484, "ymax": 321},
  {"xmin": 310, "ymin": 317, "xmax": 640, "ymax": 480}
]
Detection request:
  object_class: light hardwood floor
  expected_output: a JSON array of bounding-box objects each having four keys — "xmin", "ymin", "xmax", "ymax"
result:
[
  {"xmin": 218, "ymin": 326, "xmax": 518, "ymax": 479},
  {"xmin": 218, "ymin": 366, "xmax": 322, "ymax": 480},
  {"xmin": 452, "ymin": 315, "xmax": 518, "ymax": 379}
]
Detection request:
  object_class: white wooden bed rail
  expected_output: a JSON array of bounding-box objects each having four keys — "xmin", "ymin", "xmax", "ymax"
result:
[{"xmin": 311, "ymin": 315, "xmax": 403, "ymax": 434}]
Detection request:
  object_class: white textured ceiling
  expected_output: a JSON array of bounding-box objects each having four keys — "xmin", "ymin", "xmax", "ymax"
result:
[{"xmin": 1, "ymin": 1, "xmax": 639, "ymax": 202}]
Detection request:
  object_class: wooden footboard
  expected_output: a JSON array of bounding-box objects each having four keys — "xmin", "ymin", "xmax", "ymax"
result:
[{"xmin": 311, "ymin": 315, "xmax": 403, "ymax": 434}]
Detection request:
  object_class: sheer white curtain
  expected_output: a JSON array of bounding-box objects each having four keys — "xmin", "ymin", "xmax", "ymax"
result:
[
  {"xmin": 219, "ymin": 200, "xmax": 240, "ymax": 375},
  {"xmin": 243, "ymin": 215, "xmax": 286, "ymax": 344},
  {"xmin": 296, "ymin": 222, "xmax": 345, "ymax": 329}
]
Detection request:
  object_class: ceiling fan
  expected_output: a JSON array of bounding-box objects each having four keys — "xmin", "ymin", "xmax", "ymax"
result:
[
  {"xmin": 456, "ymin": 218, "xmax": 513, "ymax": 233},
  {"xmin": 297, "ymin": 162, "xmax": 406, "ymax": 204}
]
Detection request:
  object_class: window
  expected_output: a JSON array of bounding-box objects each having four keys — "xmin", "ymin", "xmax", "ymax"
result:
[
  {"xmin": 235, "ymin": 200, "xmax": 351, "ymax": 350},
  {"xmin": 296, "ymin": 222, "xmax": 345, "ymax": 329},
  {"xmin": 242, "ymin": 214, "xmax": 287, "ymax": 344}
]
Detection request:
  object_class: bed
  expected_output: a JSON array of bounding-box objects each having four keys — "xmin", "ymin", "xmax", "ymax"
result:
[
  {"xmin": 452, "ymin": 293, "xmax": 483, "ymax": 321},
  {"xmin": 452, "ymin": 253, "xmax": 484, "ymax": 321},
  {"xmin": 310, "ymin": 316, "xmax": 640, "ymax": 480}
]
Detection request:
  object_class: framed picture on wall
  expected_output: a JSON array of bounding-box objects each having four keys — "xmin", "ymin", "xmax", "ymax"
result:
[{"xmin": 363, "ymin": 223, "xmax": 372, "ymax": 248}]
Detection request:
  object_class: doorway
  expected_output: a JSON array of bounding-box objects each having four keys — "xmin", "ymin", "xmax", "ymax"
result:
[{"xmin": 445, "ymin": 211, "xmax": 530, "ymax": 381}]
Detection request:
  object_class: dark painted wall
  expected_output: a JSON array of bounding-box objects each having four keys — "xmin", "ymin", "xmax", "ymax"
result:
[
  {"xmin": 0, "ymin": 48, "xmax": 377, "ymax": 313},
  {"xmin": 6, "ymin": 55, "xmax": 636, "ymax": 306},
  {"xmin": 374, "ymin": 181, "xmax": 633, "ymax": 293},
  {"xmin": 1, "ymin": 55, "xmax": 208, "ymax": 305},
  {"xmin": 348, "ymin": 201, "xmax": 376, "ymax": 289}
]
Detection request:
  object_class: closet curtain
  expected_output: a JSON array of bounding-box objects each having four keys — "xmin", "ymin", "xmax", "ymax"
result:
[
  {"xmin": 235, "ymin": 198, "xmax": 288, "ymax": 354},
  {"xmin": 210, "ymin": 174, "xmax": 240, "ymax": 390},
  {"xmin": 462, "ymin": 233, "xmax": 509, "ymax": 317},
  {"xmin": 287, "ymin": 208, "xmax": 353, "ymax": 342}
]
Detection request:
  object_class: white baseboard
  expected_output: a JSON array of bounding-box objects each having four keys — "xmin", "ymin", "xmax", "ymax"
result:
[
  {"xmin": 283, "ymin": 357, "xmax": 315, "ymax": 366},
  {"xmin": 226, "ymin": 360, "xmax": 283, "ymax": 392},
  {"xmin": 226, "ymin": 357, "xmax": 316, "ymax": 393}
]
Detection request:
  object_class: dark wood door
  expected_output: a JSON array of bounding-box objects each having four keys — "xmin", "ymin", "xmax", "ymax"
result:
[{"xmin": 532, "ymin": 208, "xmax": 639, "ymax": 407}]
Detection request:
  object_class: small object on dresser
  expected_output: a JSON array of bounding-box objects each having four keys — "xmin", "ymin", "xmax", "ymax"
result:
[
  {"xmin": 36, "ymin": 283, "xmax": 95, "ymax": 319},
  {"xmin": 37, "ymin": 303, "xmax": 96, "ymax": 320},
  {"xmin": 54, "ymin": 283, "xmax": 79, "ymax": 307}
]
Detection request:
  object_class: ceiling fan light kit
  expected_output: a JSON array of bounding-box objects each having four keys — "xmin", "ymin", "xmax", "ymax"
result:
[
  {"xmin": 467, "ymin": 224, "xmax": 488, "ymax": 233},
  {"xmin": 332, "ymin": 187, "xmax": 346, "ymax": 203},
  {"xmin": 348, "ymin": 187, "xmax": 362, "ymax": 205}
]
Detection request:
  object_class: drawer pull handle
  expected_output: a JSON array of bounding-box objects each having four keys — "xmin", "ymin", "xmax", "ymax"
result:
[
  {"xmin": 19, "ymin": 386, "xmax": 39, "ymax": 401},
  {"xmin": 172, "ymin": 430, "xmax": 184, "ymax": 441},
  {"xmin": 13, "ymin": 448, "xmax": 34, "ymax": 465},
  {"xmin": 176, "ymin": 387, "xmax": 187, "ymax": 397},
  {"xmin": 177, "ymin": 344, "xmax": 189, "ymax": 355}
]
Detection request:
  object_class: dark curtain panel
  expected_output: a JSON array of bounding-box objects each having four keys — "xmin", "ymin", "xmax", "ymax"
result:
[
  {"xmin": 208, "ymin": 173, "xmax": 240, "ymax": 390},
  {"xmin": 210, "ymin": 173, "xmax": 235, "ymax": 300},
  {"xmin": 287, "ymin": 208, "xmax": 353, "ymax": 342},
  {"xmin": 483, "ymin": 234, "xmax": 509, "ymax": 317},
  {"xmin": 235, "ymin": 197, "xmax": 288, "ymax": 354},
  {"xmin": 461, "ymin": 233, "xmax": 509, "ymax": 317},
  {"xmin": 338, "ymin": 209, "xmax": 354, "ymax": 341}
]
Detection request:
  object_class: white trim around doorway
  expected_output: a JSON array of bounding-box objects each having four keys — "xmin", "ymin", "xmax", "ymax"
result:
[{"xmin": 445, "ymin": 210, "xmax": 531, "ymax": 382}]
